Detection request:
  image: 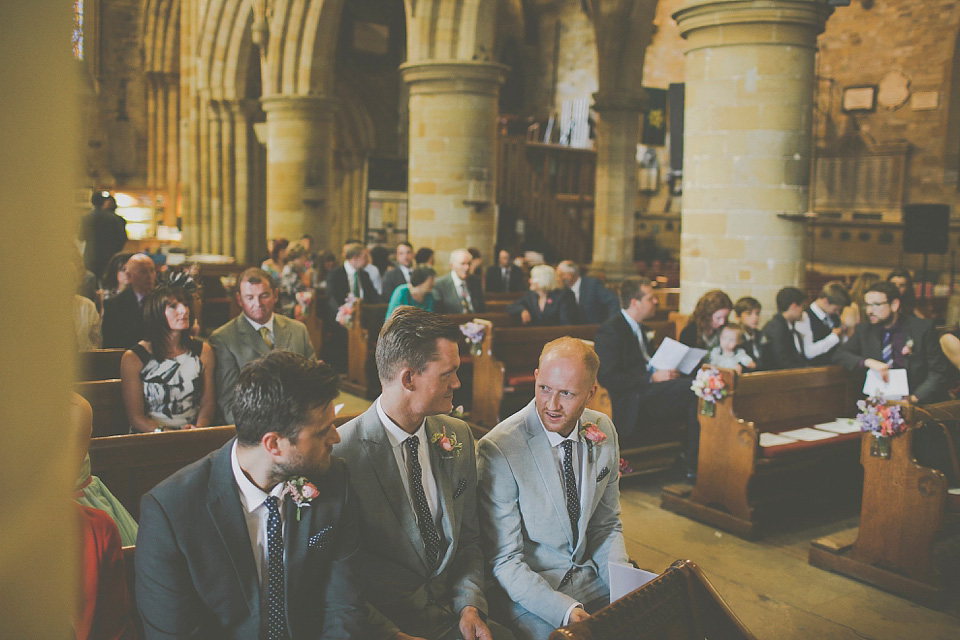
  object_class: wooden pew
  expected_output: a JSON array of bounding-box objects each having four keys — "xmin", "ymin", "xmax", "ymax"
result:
[
  {"xmin": 809, "ymin": 401, "xmax": 960, "ymax": 607},
  {"xmin": 76, "ymin": 379, "xmax": 129, "ymax": 437},
  {"xmin": 661, "ymin": 366, "xmax": 861, "ymax": 539},
  {"xmin": 80, "ymin": 348, "xmax": 125, "ymax": 381},
  {"xmin": 549, "ymin": 559, "xmax": 757, "ymax": 640}
]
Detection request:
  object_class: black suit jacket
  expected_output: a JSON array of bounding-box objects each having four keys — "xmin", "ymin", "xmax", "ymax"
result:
[
  {"xmin": 505, "ymin": 289, "xmax": 579, "ymax": 326},
  {"xmin": 834, "ymin": 315, "xmax": 950, "ymax": 404},
  {"xmin": 594, "ymin": 312, "xmax": 658, "ymax": 440},
  {"xmin": 485, "ymin": 264, "xmax": 526, "ymax": 293},
  {"xmin": 102, "ymin": 287, "xmax": 144, "ymax": 349},
  {"xmin": 575, "ymin": 276, "xmax": 620, "ymax": 325},
  {"xmin": 739, "ymin": 330, "xmax": 766, "ymax": 371},
  {"xmin": 761, "ymin": 314, "xmax": 806, "ymax": 370},
  {"xmin": 325, "ymin": 265, "xmax": 380, "ymax": 318},
  {"xmin": 806, "ymin": 304, "xmax": 841, "ymax": 366},
  {"xmin": 136, "ymin": 440, "xmax": 362, "ymax": 639},
  {"xmin": 381, "ymin": 265, "xmax": 412, "ymax": 301}
]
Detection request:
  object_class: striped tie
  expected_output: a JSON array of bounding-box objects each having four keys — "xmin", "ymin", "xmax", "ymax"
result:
[{"xmin": 882, "ymin": 330, "xmax": 894, "ymax": 365}]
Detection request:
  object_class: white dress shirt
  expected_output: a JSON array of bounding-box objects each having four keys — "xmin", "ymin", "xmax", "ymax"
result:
[
  {"xmin": 400, "ymin": 265, "xmax": 412, "ymax": 284},
  {"xmin": 794, "ymin": 303, "xmax": 840, "ymax": 359},
  {"xmin": 450, "ymin": 272, "xmax": 474, "ymax": 310},
  {"xmin": 570, "ymin": 277, "xmax": 583, "ymax": 305},
  {"xmin": 376, "ymin": 399, "xmax": 443, "ymax": 530}
]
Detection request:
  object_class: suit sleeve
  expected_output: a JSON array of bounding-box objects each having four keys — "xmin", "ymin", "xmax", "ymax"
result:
[
  {"xmin": 208, "ymin": 331, "xmax": 240, "ymax": 424},
  {"xmin": 136, "ymin": 494, "xmax": 207, "ymax": 639},
  {"xmin": 597, "ymin": 283, "xmax": 620, "ymax": 322},
  {"xmin": 595, "ymin": 321, "xmax": 651, "ymax": 395},
  {"xmin": 447, "ymin": 426, "xmax": 489, "ymax": 616},
  {"xmin": 834, "ymin": 324, "xmax": 868, "ymax": 371},
  {"xmin": 477, "ymin": 437, "xmax": 578, "ymax": 626},
  {"xmin": 293, "ymin": 321, "xmax": 317, "ymax": 360},
  {"xmin": 762, "ymin": 320, "xmax": 804, "ymax": 370},
  {"xmin": 583, "ymin": 416, "xmax": 629, "ymax": 588},
  {"xmin": 505, "ymin": 293, "xmax": 530, "ymax": 318},
  {"xmin": 913, "ymin": 321, "xmax": 950, "ymax": 404},
  {"xmin": 315, "ymin": 466, "xmax": 364, "ymax": 639},
  {"xmin": 558, "ymin": 289, "xmax": 579, "ymax": 325}
]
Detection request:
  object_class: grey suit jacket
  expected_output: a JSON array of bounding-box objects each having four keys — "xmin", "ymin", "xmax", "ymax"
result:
[
  {"xmin": 135, "ymin": 440, "xmax": 362, "ymax": 639},
  {"xmin": 333, "ymin": 404, "xmax": 488, "ymax": 639},
  {"xmin": 477, "ymin": 402, "xmax": 629, "ymax": 627},
  {"xmin": 433, "ymin": 273, "xmax": 486, "ymax": 314},
  {"xmin": 209, "ymin": 314, "xmax": 315, "ymax": 423}
]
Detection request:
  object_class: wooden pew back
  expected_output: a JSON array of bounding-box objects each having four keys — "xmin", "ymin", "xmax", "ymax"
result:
[
  {"xmin": 80, "ymin": 348, "xmax": 125, "ymax": 381},
  {"xmin": 730, "ymin": 366, "xmax": 856, "ymax": 433},
  {"xmin": 76, "ymin": 379, "xmax": 128, "ymax": 437}
]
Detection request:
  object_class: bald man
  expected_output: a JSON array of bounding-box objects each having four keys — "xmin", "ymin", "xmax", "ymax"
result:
[
  {"xmin": 477, "ymin": 338, "xmax": 628, "ymax": 639},
  {"xmin": 433, "ymin": 248, "xmax": 486, "ymax": 314},
  {"xmin": 102, "ymin": 253, "xmax": 155, "ymax": 348}
]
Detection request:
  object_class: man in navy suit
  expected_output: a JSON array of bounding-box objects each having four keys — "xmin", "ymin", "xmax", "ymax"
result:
[
  {"xmin": 556, "ymin": 261, "xmax": 619, "ymax": 325},
  {"xmin": 136, "ymin": 351, "xmax": 362, "ymax": 639},
  {"xmin": 102, "ymin": 253, "xmax": 155, "ymax": 348},
  {"xmin": 382, "ymin": 241, "xmax": 415, "ymax": 301}
]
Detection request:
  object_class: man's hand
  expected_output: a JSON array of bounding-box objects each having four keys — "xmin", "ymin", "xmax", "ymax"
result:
[
  {"xmin": 459, "ymin": 606, "xmax": 492, "ymax": 640},
  {"xmin": 520, "ymin": 309, "xmax": 532, "ymax": 325},
  {"xmin": 832, "ymin": 327, "xmax": 843, "ymax": 337},
  {"xmin": 651, "ymin": 369, "xmax": 679, "ymax": 382},
  {"xmin": 391, "ymin": 634, "xmax": 426, "ymax": 640},
  {"xmin": 568, "ymin": 607, "xmax": 590, "ymax": 624},
  {"xmin": 864, "ymin": 358, "xmax": 890, "ymax": 382}
]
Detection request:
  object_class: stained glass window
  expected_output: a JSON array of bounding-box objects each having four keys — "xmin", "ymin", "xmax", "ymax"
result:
[{"xmin": 73, "ymin": 0, "xmax": 84, "ymax": 60}]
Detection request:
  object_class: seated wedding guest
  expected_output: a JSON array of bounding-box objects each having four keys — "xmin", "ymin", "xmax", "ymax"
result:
[
  {"xmin": 385, "ymin": 265, "xmax": 436, "ymax": 318},
  {"xmin": 468, "ymin": 247, "xmax": 484, "ymax": 279},
  {"xmin": 101, "ymin": 252, "xmax": 133, "ymax": 302},
  {"xmin": 277, "ymin": 243, "xmax": 313, "ymax": 318},
  {"xmin": 707, "ymin": 323, "xmax": 756, "ymax": 373},
  {"xmin": 314, "ymin": 250, "xmax": 338, "ymax": 288},
  {"xmin": 71, "ymin": 393, "xmax": 138, "ymax": 546},
  {"xmin": 555, "ymin": 260, "xmax": 619, "ymax": 324},
  {"xmin": 120, "ymin": 286, "xmax": 215, "ymax": 432},
  {"xmin": 415, "ymin": 246, "xmax": 435, "ymax": 268},
  {"xmin": 261, "ymin": 237, "xmax": 289, "ymax": 282},
  {"xmin": 888, "ymin": 269, "xmax": 922, "ymax": 318},
  {"xmin": 505, "ymin": 265, "xmax": 578, "ymax": 326},
  {"xmin": 761, "ymin": 287, "xmax": 807, "ymax": 370},
  {"xmin": 136, "ymin": 351, "xmax": 362, "ymax": 638},
  {"xmin": 487, "ymin": 248, "xmax": 526, "ymax": 293},
  {"xmin": 365, "ymin": 244, "xmax": 391, "ymax": 296},
  {"xmin": 734, "ymin": 296, "xmax": 764, "ymax": 369},
  {"xmin": 382, "ymin": 241, "xmax": 415, "ymax": 300},
  {"xmin": 102, "ymin": 253, "xmax": 156, "ymax": 349},
  {"xmin": 74, "ymin": 294, "xmax": 102, "ymax": 352},
  {"xmin": 326, "ymin": 242, "xmax": 381, "ymax": 309},
  {"xmin": 678, "ymin": 289, "xmax": 733, "ymax": 351},
  {"xmin": 210, "ymin": 268, "xmax": 315, "ymax": 423},
  {"xmin": 794, "ymin": 281, "xmax": 850, "ymax": 366},
  {"xmin": 594, "ymin": 279, "xmax": 700, "ymax": 478},
  {"xmin": 478, "ymin": 338, "xmax": 629, "ymax": 639},
  {"xmin": 434, "ymin": 247, "xmax": 486, "ymax": 314},
  {"xmin": 841, "ymin": 271, "xmax": 881, "ymax": 333},
  {"xmin": 835, "ymin": 281, "xmax": 949, "ymax": 404}
]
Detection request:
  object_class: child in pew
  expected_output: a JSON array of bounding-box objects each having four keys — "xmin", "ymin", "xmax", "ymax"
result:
[
  {"xmin": 734, "ymin": 296, "xmax": 765, "ymax": 370},
  {"xmin": 707, "ymin": 323, "xmax": 756, "ymax": 374}
]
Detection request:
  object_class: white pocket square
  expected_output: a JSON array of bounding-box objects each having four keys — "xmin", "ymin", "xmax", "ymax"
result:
[{"xmin": 309, "ymin": 526, "xmax": 334, "ymax": 548}]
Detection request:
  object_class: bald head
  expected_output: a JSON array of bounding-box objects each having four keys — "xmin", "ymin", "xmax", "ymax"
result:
[
  {"xmin": 449, "ymin": 248, "xmax": 472, "ymax": 279},
  {"xmin": 126, "ymin": 253, "xmax": 156, "ymax": 296},
  {"xmin": 556, "ymin": 260, "xmax": 580, "ymax": 288},
  {"xmin": 539, "ymin": 336, "xmax": 599, "ymax": 386}
]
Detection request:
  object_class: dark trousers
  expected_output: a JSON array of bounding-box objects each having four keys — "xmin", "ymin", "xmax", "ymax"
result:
[{"xmin": 622, "ymin": 377, "xmax": 701, "ymax": 470}]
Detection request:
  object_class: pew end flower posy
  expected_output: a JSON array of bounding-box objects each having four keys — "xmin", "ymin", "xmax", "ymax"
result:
[
  {"xmin": 336, "ymin": 293, "xmax": 357, "ymax": 329},
  {"xmin": 856, "ymin": 394, "xmax": 906, "ymax": 458},
  {"xmin": 691, "ymin": 367, "xmax": 728, "ymax": 417},
  {"xmin": 459, "ymin": 321, "xmax": 486, "ymax": 356}
]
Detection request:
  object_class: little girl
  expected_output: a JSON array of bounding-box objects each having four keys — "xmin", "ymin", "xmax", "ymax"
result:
[{"xmin": 708, "ymin": 323, "xmax": 756, "ymax": 373}]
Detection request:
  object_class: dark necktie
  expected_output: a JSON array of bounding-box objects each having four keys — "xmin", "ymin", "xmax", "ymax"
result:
[
  {"xmin": 636, "ymin": 324, "xmax": 651, "ymax": 361},
  {"xmin": 882, "ymin": 330, "xmax": 894, "ymax": 365},
  {"xmin": 459, "ymin": 283, "xmax": 472, "ymax": 313},
  {"xmin": 503, "ymin": 268, "xmax": 509, "ymax": 291},
  {"xmin": 351, "ymin": 271, "xmax": 360, "ymax": 298},
  {"xmin": 792, "ymin": 325, "xmax": 805, "ymax": 357},
  {"xmin": 561, "ymin": 440, "xmax": 580, "ymax": 548},
  {"xmin": 405, "ymin": 437, "xmax": 442, "ymax": 569},
  {"xmin": 265, "ymin": 496, "xmax": 289, "ymax": 640}
]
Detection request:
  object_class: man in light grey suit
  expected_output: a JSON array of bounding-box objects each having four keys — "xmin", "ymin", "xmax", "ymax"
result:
[
  {"xmin": 209, "ymin": 268, "xmax": 315, "ymax": 423},
  {"xmin": 334, "ymin": 307, "xmax": 512, "ymax": 640},
  {"xmin": 477, "ymin": 338, "xmax": 629, "ymax": 639}
]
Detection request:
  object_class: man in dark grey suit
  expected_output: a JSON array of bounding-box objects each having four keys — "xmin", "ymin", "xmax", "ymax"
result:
[
  {"xmin": 334, "ymin": 308, "xmax": 512, "ymax": 640},
  {"xmin": 382, "ymin": 241, "xmax": 415, "ymax": 301},
  {"xmin": 136, "ymin": 351, "xmax": 362, "ymax": 639},
  {"xmin": 485, "ymin": 249, "xmax": 526, "ymax": 293},
  {"xmin": 434, "ymin": 248, "xmax": 486, "ymax": 314},
  {"xmin": 556, "ymin": 261, "xmax": 619, "ymax": 325},
  {"xmin": 209, "ymin": 268, "xmax": 316, "ymax": 423},
  {"xmin": 102, "ymin": 253, "xmax": 155, "ymax": 348}
]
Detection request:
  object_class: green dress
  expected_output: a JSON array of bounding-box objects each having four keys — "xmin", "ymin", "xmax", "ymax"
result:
[
  {"xmin": 75, "ymin": 454, "xmax": 139, "ymax": 546},
  {"xmin": 386, "ymin": 284, "xmax": 434, "ymax": 319}
]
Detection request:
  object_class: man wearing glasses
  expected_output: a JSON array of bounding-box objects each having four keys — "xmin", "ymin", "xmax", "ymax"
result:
[{"xmin": 835, "ymin": 281, "xmax": 949, "ymax": 404}]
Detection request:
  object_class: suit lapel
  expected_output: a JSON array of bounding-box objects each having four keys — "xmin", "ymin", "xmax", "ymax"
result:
[
  {"xmin": 425, "ymin": 417, "xmax": 457, "ymax": 573},
  {"xmin": 359, "ymin": 407, "xmax": 432, "ymax": 571},
  {"xmin": 522, "ymin": 403, "xmax": 575, "ymax": 548},
  {"xmin": 237, "ymin": 315, "xmax": 270, "ymax": 357},
  {"xmin": 616, "ymin": 314, "xmax": 643, "ymax": 363}
]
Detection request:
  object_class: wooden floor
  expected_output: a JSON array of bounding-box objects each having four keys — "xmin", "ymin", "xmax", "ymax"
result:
[{"xmin": 337, "ymin": 391, "xmax": 960, "ymax": 638}]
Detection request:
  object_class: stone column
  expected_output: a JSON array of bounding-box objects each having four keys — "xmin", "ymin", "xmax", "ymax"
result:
[
  {"xmin": 219, "ymin": 104, "xmax": 236, "ymax": 258},
  {"xmin": 591, "ymin": 90, "xmax": 646, "ymax": 278},
  {"xmin": 260, "ymin": 95, "xmax": 336, "ymax": 245},
  {"xmin": 401, "ymin": 61, "xmax": 507, "ymax": 267},
  {"xmin": 674, "ymin": 0, "xmax": 832, "ymax": 315},
  {"xmin": 207, "ymin": 101, "xmax": 223, "ymax": 254},
  {"xmin": 230, "ymin": 100, "xmax": 257, "ymax": 264},
  {"xmin": 163, "ymin": 72, "xmax": 180, "ymax": 228}
]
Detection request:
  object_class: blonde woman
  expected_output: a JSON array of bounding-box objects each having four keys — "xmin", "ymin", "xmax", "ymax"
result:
[{"xmin": 505, "ymin": 264, "xmax": 579, "ymax": 325}]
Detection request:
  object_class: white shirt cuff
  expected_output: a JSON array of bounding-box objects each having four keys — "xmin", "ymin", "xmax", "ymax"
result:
[{"xmin": 562, "ymin": 602, "xmax": 584, "ymax": 626}]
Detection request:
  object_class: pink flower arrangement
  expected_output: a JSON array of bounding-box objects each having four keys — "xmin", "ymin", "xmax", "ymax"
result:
[
  {"xmin": 691, "ymin": 366, "xmax": 728, "ymax": 404},
  {"xmin": 856, "ymin": 395, "xmax": 906, "ymax": 437},
  {"xmin": 430, "ymin": 427, "xmax": 463, "ymax": 458},
  {"xmin": 579, "ymin": 422, "xmax": 607, "ymax": 445},
  {"xmin": 459, "ymin": 321, "xmax": 486, "ymax": 345},
  {"xmin": 336, "ymin": 293, "xmax": 357, "ymax": 328},
  {"xmin": 619, "ymin": 457, "xmax": 633, "ymax": 477},
  {"xmin": 281, "ymin": 476, "xmax": 320, "ymax": 521}
]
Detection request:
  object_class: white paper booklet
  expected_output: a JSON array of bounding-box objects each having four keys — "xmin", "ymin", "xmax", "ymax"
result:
[
  {"xmin": 777, "ymin": 427, "xmax": 839, "ymax": 442},
  {"xmin": 862, "ymin": 368, "xmax": 909, "ymax": 400},
  {"xmin": 648, "ymin": 337, "xmax": 708, "ymax": 375},
  {"xmin": 814, "ymin": 418, "xmax": 860, "ymax": 434},
  {"xmin": 759, "ymin": 432, "xmax": 799, "ymax": 447},
  {"xmin": 609, "ymin": 562, "xmax": 659, "ymax": 603}
]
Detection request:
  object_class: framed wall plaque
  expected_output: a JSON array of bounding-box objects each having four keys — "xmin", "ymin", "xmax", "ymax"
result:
[{"xmin": 842, "ymin": 85, "xmax": 877, "ymax": 113}]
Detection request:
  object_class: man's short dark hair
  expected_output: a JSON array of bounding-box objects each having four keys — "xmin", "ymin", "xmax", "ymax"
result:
[
  {"xmin": 414, "ymin": 247, "xmax": 434, "ymax": 264},
  {"xmin": 376, "ymin": 307, "xmax": 459, "ymax": 382},
  {"xmin": 865, "ymin": 281, "xmax": 901, "ymax": 304},
  {"xmin": 775, "ymin": 287, "xmax": 806, "ymax": 313},
  {"xmin": 617, "ymin": 278, "xmax": 651, "ymax": 309},
  {"xmin": 410, "ymin": 266, "xmax": 436, "ymax": 287},
  {"xmin": 237, "ymin": 267, "xmax": 276, "ymax": 291},
  {"xmin": 91, "ymin": 191, "xmax": 106, "ymax": 208},
  {"xmin": 233, "ymin": 351, "xmax": 341, "ymax": 446},
  {"xmin": 819, "ymin": 281, "xmax": 851, "ymax": 307},
  {"xmin": 398, "ymin": 241, "xmax": 413, "ymax": 251}
]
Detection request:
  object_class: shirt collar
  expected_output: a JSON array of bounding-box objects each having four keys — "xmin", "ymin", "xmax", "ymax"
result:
[
  {"xmin": 810, "ymin": 301, "xmax": 829, "ymax": 322},
  {"xmin": 344, "ymin": 261, "xmax": 357, "ymax": 279},
  {"xmin": 231, "ymin": 440, "xmax": 284, "ymax": 514},
  {"xmin": 620, "ymin": 308, "xmax": 642, "ymax": 335},
  {"xmin": 376, "ymin": 398, "xmax": 427, "ymax": 449},
  {"xmin": 570, "ymin": 277, "xmax": 582, "ymax": 297},
  {"xmin": 244, "ymin": 313, "xmax": 275, "ymax": 333},
  {"xmin": 536, "ymin": 411, "xmax": 581, "ymax": 448}
]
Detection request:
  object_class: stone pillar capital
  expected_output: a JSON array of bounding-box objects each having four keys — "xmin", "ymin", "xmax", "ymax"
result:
[
  {"xmin": 229, "ymin": 98, "xmax": 262, "ymax": 120},
  {"xmin": 673, "ymin": 0, "xmax": 833, "ymax": 48},
  {"xmin": 592, "ymin": 89, "xmax": 648, "ymax": 115},
  {"xmin": 400, "ymin": 61, "xmax": 509, "ymax": 97},
  {"xmin": 260, "ymin": 95, "xmax": 338, "ymax": 121}
]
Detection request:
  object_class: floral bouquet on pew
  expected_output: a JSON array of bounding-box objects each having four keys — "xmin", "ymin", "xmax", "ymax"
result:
[
  {"xmin": 460, "ymin": 321, "xmax": 486, "ymax": 356},
  {"xmin": 856, "ymin": 395, "xmax": 905, "ymax": 458},
  {"xmin": 690, "ymin": 366, "xmax": 727, "ymax": 417},
  {"xmin": 336, "ymin": 293, "xmax": 357, "ymax": 329}
]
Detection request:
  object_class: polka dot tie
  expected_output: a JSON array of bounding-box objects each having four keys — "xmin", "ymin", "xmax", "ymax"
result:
[
  {"xmin": 562, "ymin": 440, "xmax": 580, "ymax": 548},
  {"xmin": 405, "ymin": 436, "xmax": 441, "ymax": 570},
  {"xmin": 265, "ymin": 496, "xmax": 289, "ymax": 640}
]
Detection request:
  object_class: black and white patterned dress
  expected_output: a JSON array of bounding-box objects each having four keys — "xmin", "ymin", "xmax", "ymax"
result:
[{"xmin": 131, "ymin": 341, "xmax": 204, "ymax": 428}]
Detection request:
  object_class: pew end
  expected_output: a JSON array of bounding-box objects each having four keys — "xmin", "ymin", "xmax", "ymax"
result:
[
  {"xmin": 80, "ymin": 348, "xmax": 126, "ymax": 381},
  {"xmin": 549, "ymin": 559, "xmax": 757, "ymax": 640},
  {"xmin": 76, "ymin": 378, "xmax": 129, "ymax": 437}
]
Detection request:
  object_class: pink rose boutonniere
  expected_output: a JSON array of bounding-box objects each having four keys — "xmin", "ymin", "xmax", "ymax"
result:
[
  {"xmin": 579, "ymin": 422, "xmax": 607, "ymax": 462},
  {"xmin": 430, "ymin": 427, "xmax": 463, "ymax": 459},
  {"xmin": 282, "ymin": 476, "xmax": 320, "ymax": 521},
  {"xmin": 902, "ymin": 339, "xmax": 914, "ymax": 357}
]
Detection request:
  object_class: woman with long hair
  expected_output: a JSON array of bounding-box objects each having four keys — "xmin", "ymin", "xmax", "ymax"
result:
[
  {"xmin": 679, "ymin": 289, "xmax": 734, "ymax": 350},
  {"xmin": 120, "ymin": 286, "xmax": 215, "ymax": 432}
]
